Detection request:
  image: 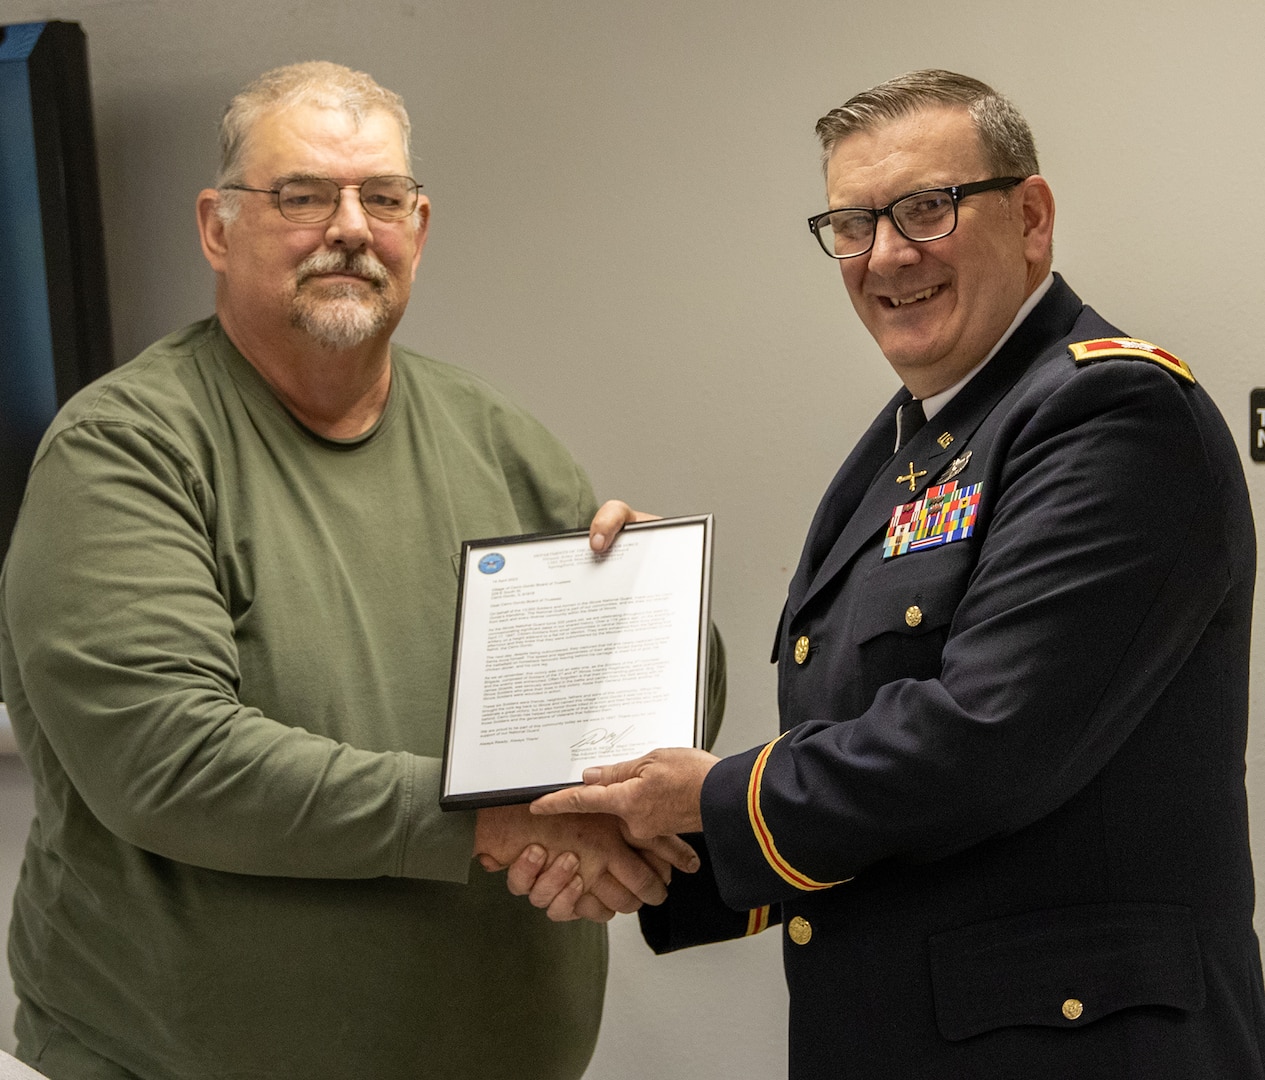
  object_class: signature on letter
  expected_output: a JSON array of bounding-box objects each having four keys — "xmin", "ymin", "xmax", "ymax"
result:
[{"xmin": 570, "ymin": 725, "xmax": 636, "ymax": 754}]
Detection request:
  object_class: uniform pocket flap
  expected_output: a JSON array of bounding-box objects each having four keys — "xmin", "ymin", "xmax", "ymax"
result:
[
  {"xmin": 928, "ymin": 902, "xmax": 1205, "ymax": 1041},
  {"xmin": 851, "ymin": 575, "xmax": 957, "ymax": 644}
]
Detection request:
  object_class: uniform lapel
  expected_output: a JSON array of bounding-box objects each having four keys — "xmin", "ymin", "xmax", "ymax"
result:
[
  {"xmin": 786, "ymin": 400, "xmax": 902, "ymax": 614},
  {"xmin": 795, "ymin": 423, "xmax": 957, "ymax": 617}
]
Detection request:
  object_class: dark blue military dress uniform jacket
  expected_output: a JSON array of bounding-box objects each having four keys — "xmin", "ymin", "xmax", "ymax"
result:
[{"xmin": 642, "ymin": 276, "xmax": 1265, "ymax": 1079}]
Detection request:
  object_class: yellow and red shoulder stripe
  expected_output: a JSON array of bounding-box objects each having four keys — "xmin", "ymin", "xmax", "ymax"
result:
[
  {"xmin": 747, "ymin": 735, "xmax": 848, "ymax": 892},
  {"xmin": 1068, "ymin": 337, "xmax": 1195, "ymax": 384}
]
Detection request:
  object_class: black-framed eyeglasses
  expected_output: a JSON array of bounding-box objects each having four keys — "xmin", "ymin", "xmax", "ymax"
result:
[
  {"xmin": 222, "ymin": 175, "xmax": 423, "ymax": 223},
  {"xmin": 807, "ymin": 176, "xmax": 1023, "ymax": 259}
]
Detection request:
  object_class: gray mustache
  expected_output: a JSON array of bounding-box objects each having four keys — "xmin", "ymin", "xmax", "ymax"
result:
[{"xmin": 296, "ymin": 251, "xmax": 389, "ymax": 287}]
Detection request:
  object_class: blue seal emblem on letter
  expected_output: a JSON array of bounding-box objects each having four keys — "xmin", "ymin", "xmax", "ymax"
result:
[{"xmin": 478, "ymin": 552, "xmax": 506, "ymax": 575}]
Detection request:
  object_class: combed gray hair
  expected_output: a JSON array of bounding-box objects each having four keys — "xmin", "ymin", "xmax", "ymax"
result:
[
  {"xmin": 214, "ymin": 61, "xmax": 412, "ymax": 221},
  {"xmin": 815, "ymin": 69, "xmax": 1039, "ymax": 178}
]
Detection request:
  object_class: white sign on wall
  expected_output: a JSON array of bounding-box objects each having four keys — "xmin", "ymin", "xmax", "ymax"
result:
[{"xmin": 1252, "ymin": 390, "xmax": 1265, "ymax": 463}]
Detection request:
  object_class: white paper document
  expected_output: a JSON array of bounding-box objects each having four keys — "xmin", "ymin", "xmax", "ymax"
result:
[{"xmin": 440, "ymin": 515, "xmax": 712, "ymax": 809}]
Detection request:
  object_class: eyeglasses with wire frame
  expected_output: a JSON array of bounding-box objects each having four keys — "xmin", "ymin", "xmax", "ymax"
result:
[
  {"xmin": 807, "ymin": 176, "xmax": 1023, "ymax": 259},
  {"xmin": 221, "ymin": 175, "xmax": 424, "ymax": 223}
]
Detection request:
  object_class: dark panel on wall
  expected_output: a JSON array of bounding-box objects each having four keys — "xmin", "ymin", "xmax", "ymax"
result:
[{"xmin": 0, "ymin": 20, "xmax": 113, "ymax": 569}]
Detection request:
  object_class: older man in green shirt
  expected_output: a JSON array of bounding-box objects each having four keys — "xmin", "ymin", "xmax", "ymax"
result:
[{"xmin": 0, "ymin": 61, "xmax": 717, "ymax": 1080}]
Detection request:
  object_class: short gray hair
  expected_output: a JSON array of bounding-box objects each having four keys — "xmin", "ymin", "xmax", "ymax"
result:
[
  {"xmin": 815, "ymin": 69, "xmax": 1039, "ymax": 178},
  {"xmin": 214, "ymin": 61, "xmax": 412, "ymax": 220}
]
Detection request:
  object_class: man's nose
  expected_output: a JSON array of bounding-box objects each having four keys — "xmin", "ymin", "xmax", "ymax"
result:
[
  {"xmin": 324, "ymin": 188, "xmax": 372, "ymax": 246},
  {"xmin": 866, "ymin": 214, "xmax": 920, "ymax": 271}
]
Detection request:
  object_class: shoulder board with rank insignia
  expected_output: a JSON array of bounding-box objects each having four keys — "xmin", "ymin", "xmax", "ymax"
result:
[{"xmin": 1068, "ymin": 337, "xmax": 1196, "ymax": 384}]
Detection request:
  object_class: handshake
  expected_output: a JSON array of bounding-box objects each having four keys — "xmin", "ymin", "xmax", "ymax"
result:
[{"xmin": 473, "ymin": 746, "xmax": 719, "ymax": 924}]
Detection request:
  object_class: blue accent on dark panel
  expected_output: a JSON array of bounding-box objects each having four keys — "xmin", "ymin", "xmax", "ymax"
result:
[
  {"xmin": 0, "ymin": 24, "xmax": 59, "ymax": 440},
  {"xmin": 0, "ymin": 21, "xmax": 45, "ymax": 60}
]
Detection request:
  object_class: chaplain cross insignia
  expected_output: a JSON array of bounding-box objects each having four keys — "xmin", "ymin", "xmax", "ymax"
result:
[{"xmin": 896, "ymin": 461, "xmax": 927, "ymax": 492}]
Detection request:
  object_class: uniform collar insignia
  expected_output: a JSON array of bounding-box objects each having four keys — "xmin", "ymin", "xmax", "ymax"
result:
[{"xmin": 896, "ymin": 461, "xmax": 928, "ymax": 492}]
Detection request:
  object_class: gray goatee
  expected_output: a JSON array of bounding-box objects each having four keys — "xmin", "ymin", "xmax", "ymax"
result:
[{"xmin": 290, "ymin": 251, "xmax": 393, "ymax": 350}]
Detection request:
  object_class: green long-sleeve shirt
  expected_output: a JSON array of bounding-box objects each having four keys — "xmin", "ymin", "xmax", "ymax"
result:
[{"xmin": 1, "ymin": 318, "xmax": 614, "ymax": 1079}]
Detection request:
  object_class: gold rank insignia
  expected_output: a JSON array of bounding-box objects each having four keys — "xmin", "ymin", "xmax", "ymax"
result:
[{"xmin": 1068, "ymin": 338, "xmax": 1195, "ymax": 384}]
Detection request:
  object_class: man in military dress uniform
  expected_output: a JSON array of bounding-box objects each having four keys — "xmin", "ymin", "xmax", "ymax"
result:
[{"xmin": 530, "ymin": 70, "xmax": 1265, "ymax": 1079}]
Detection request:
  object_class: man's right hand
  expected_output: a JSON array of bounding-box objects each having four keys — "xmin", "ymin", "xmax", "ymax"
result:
[{"xmin": 474, "ymin": 803, "xmax": 697, "ymax": 923}]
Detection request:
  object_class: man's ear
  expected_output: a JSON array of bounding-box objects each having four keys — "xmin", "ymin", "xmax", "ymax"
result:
[
  {"xmin": 196, "ymin": 188, "xmax": 230, "ymax": 273},
  {"xmin": 1018, "ymin": 175, "xmax": 1055, "ymax": 265},
  {"xmin": 408, "ymin": 195, "xmax": 431, "ymax": 281}
]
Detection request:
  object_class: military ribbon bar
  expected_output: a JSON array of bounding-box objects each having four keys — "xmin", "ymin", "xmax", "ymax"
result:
[{"xmin": 883, "ymin": 481, "xmax": 982, "ymax": 559}]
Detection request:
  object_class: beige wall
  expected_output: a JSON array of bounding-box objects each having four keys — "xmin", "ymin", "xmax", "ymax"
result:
[{"xmin": 2, "ymin": 1, "xmax": 1263, "ymax": 1074}]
